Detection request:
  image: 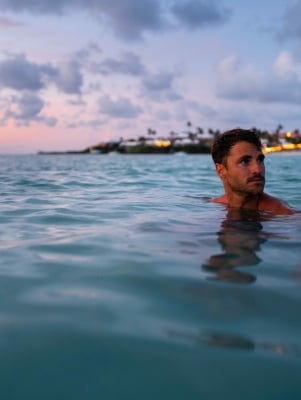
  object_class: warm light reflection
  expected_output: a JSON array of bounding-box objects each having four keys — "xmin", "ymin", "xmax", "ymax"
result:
[{"xmin": 263, "ymin": 143, "xmax": 301, "ymax": 154}]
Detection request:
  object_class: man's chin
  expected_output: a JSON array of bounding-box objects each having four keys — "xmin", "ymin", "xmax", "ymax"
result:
[
  {"xmin": 244, "ymin": 184, "xmax": 264, "ymax": 196},
  {"xmin": 248, "ymin": 181, "xmax": 265, "ymax": 192},
  {"xmin": 249, "ymin": 188, "xmax": 264, "ymax": 196}
]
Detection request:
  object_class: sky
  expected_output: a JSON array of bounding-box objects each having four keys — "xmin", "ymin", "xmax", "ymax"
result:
[{"xmin": 1, "ymin": 0, "xmax": 301, "ymax": 153}]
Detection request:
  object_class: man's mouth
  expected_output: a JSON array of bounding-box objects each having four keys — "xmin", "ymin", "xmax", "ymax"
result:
[{"xmin": 248, "ymin": 176, "xmax": 265, "ymax": 183}]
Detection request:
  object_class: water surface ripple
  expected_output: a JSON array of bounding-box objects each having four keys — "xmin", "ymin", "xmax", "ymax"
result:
[{"xmin": 1, "ymin": 153, "xmax": 301, "ymax": 399}]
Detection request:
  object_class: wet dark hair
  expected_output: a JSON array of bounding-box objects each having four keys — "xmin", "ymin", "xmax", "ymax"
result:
[{"xmin": 211, "ymin": 128, "xmax": 262, "ymax": 165}]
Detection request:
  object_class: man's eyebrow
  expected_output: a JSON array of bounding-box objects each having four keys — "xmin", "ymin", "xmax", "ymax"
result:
[
  {"xmin": 236, "ymin": 153, "xmax": 265, "ymax": 162},
  {"xmin": 237, "ymin": 154, "xmax": 252, "ymax": 162}
]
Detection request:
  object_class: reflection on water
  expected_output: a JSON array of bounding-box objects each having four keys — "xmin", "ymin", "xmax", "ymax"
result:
[
  {"xmin": 166, "ymin": 328, "xmax": 300, "ymax": 359},
  {"xmin": 202, "ymin": 209, "xmax": 269, "ymax": 284}
]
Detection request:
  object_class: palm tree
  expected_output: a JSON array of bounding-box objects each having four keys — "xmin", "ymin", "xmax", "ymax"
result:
[
  {"xmin": 274, "ymin": 124, "xmax": 283, "ymax": 143},
  {"xmin": 275, "ymin": 124, "xmax": 283, "ymax": 134},
  {"xmin": 196, "ymin": 127, "xmax": 204, "ymax": 135},
  {"xmin": 147, "ymin": 128, "xmax": 156, "ymax": 137},
  {"xmin": 188, "ymin": 132, "xmax": 197, "ymax": 141}
]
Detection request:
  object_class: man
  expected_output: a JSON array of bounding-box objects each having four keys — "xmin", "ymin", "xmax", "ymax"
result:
[{"xmin": 210, "ymin": 128, "xmax": 294, "ymax": 214}]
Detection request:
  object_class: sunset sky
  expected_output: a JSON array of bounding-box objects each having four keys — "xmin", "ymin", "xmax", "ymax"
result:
[{"xmin": 1, "ymin": 0, "xmax": 301, "ymax": 153}]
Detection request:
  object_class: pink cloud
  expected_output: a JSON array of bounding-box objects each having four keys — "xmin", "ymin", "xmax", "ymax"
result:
[{"xmin": 0, "ymin": 17, "xmax": 23, "ymax": 27}]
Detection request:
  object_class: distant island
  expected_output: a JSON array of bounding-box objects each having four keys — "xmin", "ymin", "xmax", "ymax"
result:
[{"xmin": 38, "ymin": 124, "xmax": 301, "ymax": 155}]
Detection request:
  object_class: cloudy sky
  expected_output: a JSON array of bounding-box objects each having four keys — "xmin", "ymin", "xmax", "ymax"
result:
[{"xmin": 1, "ymin": 0, "xmax": 301, "ymax": 153}]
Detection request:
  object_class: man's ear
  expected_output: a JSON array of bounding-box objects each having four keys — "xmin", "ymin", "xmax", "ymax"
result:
[{"xmin": 215, "ymin": 163, "xmax": 226, "ymax": 179}]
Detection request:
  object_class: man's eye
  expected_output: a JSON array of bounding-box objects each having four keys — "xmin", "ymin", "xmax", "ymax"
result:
[
  {"xmin": 258, "ymin": 155, "xmax": 265, "ymax": 163},
  {"xmin": 239, "ymin": 158, "xmax": 249, "ymax": 165}
]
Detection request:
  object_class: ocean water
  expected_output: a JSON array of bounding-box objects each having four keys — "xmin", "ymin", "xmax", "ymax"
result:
[{"xmin": 1, "ymin": 152, "xmax": 301, "ymax": 399}]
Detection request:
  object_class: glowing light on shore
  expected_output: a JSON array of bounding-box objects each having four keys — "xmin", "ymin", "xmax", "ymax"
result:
[
  {"xmin": 263, "ymin": 143, "xmax": 301, "ymax": 154},
  {"xmin": 154, "ymin": 140, "xmax": 171, "ymax": 148}
]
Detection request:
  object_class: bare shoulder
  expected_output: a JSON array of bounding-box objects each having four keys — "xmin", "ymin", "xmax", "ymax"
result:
[
  {"xmin": 210, "ymin": 194, "xmax": 228, "ymax": 204},
  {"xmin": 259, "ymin": 193, "xmax": 294, "ymax": 215}
]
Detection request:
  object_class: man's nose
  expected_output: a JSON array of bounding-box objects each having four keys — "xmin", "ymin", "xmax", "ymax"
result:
[{"xmin": 251, "ymin": 160, "xmax": 264, "ymax": 174}]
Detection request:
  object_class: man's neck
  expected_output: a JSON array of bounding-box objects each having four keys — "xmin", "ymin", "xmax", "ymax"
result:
[{"xmin": 226, "ymin": 191, "xmax": 261, "ymax": 210}]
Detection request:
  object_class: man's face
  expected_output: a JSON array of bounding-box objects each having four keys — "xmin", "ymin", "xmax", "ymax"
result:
[{"xmin": 217, "ymin": 141, "xmax": 265, "ymax": 196}]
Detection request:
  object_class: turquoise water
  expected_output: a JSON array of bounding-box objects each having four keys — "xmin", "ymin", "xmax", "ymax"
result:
[{"xmin": 1, "ymin": 153, "xmax": 301, "ymax": 399}]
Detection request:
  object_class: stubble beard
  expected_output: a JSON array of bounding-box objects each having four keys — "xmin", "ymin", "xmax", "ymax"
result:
[{"xmin": 228, "ymin": 177, "xmax": 265, "ymax": 197}]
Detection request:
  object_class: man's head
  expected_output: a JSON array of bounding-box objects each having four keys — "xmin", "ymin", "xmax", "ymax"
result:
[
  {"xmin": 211, "ymin": 128, "xmax": 265, "ymax": 199},
  {"xmin": 211, "ymin": 128, "xmax": 262, "ymax": 165}
]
